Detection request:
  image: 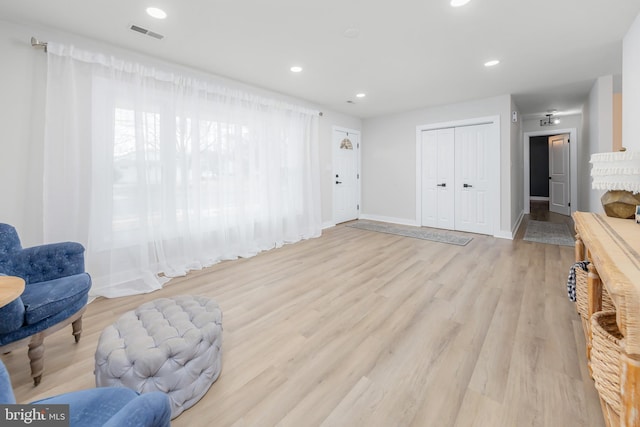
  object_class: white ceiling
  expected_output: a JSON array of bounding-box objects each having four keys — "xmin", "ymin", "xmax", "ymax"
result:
[{"xmin": 2, "ymin": 0, "xmax": 640, "ymax": 119}]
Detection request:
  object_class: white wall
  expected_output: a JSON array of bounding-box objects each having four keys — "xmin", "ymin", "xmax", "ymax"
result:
[
  {"xmin": 361, "ymin": 94, "xmax": 514, "ymax": 237},
  {"xmin": 590, "ymin": 76, "xmax": 614, "ymax": 155},
  {"xmin": 584, "ymin": 76, "xmax": 614, "ymax": 213},
  {"xmin": 0, "ymin": 21, "xmax": 47, "ymax": 246},
  {"xmin": 623, "ymin": 13, "xmax": 640, "ymax": 152},
  {"xmin": 0, "ymin": 20, "xmax": 361, "ymax": 245},
  {"xmin": 510, "ymin": 97, "xmax": 524, "ymax": 233},
  {"xmin": 580, "ymin": 99, "xmax": 592, "ymax": 212}
]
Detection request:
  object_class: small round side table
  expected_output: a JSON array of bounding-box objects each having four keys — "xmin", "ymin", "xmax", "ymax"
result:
[{"xmin": 0, "ymin": 276, "xmax": 25, "ymax": 308}]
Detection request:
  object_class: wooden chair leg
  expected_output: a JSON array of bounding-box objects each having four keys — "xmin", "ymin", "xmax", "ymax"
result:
[
  {"xmin": 72, "ymin": 316, "xmax": 83, "ymax": 343},
  {"xmin": 27, "ymin": 334, "xmax": 44, "ymax": 386}
]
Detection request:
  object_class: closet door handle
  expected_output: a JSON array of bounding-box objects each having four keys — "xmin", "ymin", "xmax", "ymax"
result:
[
  {"xmin": 463, "ymin": 183, "xmax": 473, "ymax": 188},
  {"xmin": 437, "ymin": 183, "xmax": 446, "ymax": 187},
  {"xmin": 336, "ymin": 181, "xmax": 342, "ymax": 184}
]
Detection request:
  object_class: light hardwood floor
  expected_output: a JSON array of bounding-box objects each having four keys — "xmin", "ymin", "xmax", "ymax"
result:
[{"xmin": 3, "ymin": 217, "xmax": 604, "ymax": 426}]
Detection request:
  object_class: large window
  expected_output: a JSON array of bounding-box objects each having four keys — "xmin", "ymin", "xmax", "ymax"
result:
[{"xmin": 43, "ymin": 43, "xmax": 321, "ymax": 297}]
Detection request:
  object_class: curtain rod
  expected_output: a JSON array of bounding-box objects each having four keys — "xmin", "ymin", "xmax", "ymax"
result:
[
  {"xmin": 28, "ymin": 35, "xmax": 324, "ymax": 116},
  {"xmin": 31, "ymin": 36, "xmax": 47, "ymax": 52}
]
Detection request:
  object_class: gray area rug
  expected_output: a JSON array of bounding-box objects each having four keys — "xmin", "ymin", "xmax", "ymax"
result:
[
  {"xmin": 346, "ymin": 220, "xmax": 472, "ymax": 246},
  {"xmin": 523, "ymin": 220, "xmax": 574, "ymax": 247}
]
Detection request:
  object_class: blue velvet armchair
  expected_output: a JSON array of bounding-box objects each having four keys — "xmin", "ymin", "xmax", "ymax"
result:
[
  {"xmin": 0, "ymin": 224, "xmax": 91, "ymax": 385},
  {"xmin": 0, "ymin": 359, "xmax": 171, "ymax": 427}
]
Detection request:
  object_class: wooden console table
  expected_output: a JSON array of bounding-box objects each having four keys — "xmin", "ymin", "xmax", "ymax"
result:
[{"xmin": 574, "ymin": 212, "xmax": 640, "ymax": 427}]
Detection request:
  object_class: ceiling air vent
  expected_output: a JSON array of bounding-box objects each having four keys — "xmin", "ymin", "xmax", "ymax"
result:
[{"xmin": 130, "ymin": 24, "xmax": 164, "ymax": 40}]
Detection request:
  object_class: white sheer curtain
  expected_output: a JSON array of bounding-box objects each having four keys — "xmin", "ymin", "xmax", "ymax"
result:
[{"xmin": 43, "ymin": 42, "xmax": 321, "ymax": 298}]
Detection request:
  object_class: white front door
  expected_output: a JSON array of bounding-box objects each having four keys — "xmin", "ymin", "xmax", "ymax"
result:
[
  {"xmin": 549, "ymin": 134, "xmax": 570, "ymax": 216},
  {"xmin": 333, "ymin": 129, "xmax": 360, "ymax": 224},
  {"xmin": 454, "ymin": 124, "xmax": 492, "ymax": 235},
  {"xmin": 421, "ymin": 128, "xmax": 455, "ymax": 229}
]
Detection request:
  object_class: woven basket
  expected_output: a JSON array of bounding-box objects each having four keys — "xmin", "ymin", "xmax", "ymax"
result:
[
  {"xmin": 575, "ymin": 268, "xmax": 616, "ymax": 320},
  {"xmin": 590, "ymin": 311, "xmax": 623, "ymax": 420}
]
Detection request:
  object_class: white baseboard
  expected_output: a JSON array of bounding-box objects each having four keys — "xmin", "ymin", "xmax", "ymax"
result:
[
  {"xmin": 322, "ymin": 221, "xmax": 336, "ymax": 230},
  {"xmin": 512, "ymin": 210, "xmax": 525, "ymax": 237},
  {"xmin": 358, "ymin": 214, "xmax": 419, "ymax": 227},
  {"xmin": 493, "ymin": 230, "xmax": 513, "ymax": 240},
  {"xmin": 493, "ymin": 210, "xmax": 524, "ymax": 240},
  {"xmin": 359, "ymin": 213, "xmax": 528, "ymax": 241}
]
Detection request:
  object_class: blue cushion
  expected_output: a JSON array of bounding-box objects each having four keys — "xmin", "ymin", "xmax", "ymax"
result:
[
  {"xmin": 0, "ymin": 294, "xmax": 88, "ymax": 346},
  {"xmin": 0, "ymin": 225, "xmax": 21, "ymax": 277},
  {"xmin": 1, "ymin": 359, "xmax": 170, "ymax": 427},
  {"xmin": 21, "ymin": 273, "xmax": 91, "ymax": 325},
  {"xmin": 0, "ymin": 224, "xmax": 91, "ymax": 354},
  {"xmin": 33, "ymin": 388, "xmax": 171, "ymax": 427},
  {"xmin": 0, "ymin": 298, "xmax": 25, "ymax": 334},
  {"xmin": 0, "ymin": 359, "xmax": 16, "ymax": 404},
  {"xmin": 0, "ymin": 224, "xmax": 21, "ymax": 257},
  {"xmin": 11, "ymin": 242, "xmax": 86, "ymax": 285}
]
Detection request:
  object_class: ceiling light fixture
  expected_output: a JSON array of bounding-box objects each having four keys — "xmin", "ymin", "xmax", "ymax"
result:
[
  {"xmin": 290, "ymin": 66, "xmax": 303, "ymax": 73},
  {"xmin": 356, "ymin": 93, "xmax": 366, "ymax": 98},
  {"xmin": 484, "ymin": 59, "xmax": 500, "ymax": 67},
  {"xmin": 540, "ymin": 114, "xmax": 560, "ymax": 126},
  {"xmin": 450, "ymin": 0, "xmax": 471, "ymax": 7},
  {"xmin": 146, "ymin": 7, "xmax": 167, "ymax": 19}
]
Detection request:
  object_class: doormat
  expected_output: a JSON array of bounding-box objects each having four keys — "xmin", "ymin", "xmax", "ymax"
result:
[
  {"xmin": 346, "ymin": 220, "xmax": 472, "ymax": 246},
  {"xmin": 523, "ymin": 220, "xmax": 574, "ymax": 247}
]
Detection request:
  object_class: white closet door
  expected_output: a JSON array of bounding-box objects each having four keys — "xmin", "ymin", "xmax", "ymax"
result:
[
  {"xmin": 454, "ymin": 124, "xmax": 492, "ymax": 235},
  {"xmin": 421, "ymin": 128, "xmax": 455, "ymax": 229}
]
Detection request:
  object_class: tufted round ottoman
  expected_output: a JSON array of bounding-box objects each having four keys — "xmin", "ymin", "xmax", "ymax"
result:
[{"xmin": 94, "ymin": 295, "xmax": 222, "ymax": 418}]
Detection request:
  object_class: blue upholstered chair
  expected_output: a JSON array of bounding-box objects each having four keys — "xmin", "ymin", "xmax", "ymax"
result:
[
  {"xmin": 0, "ymin": 359, "xmax": 171, "ymax": 427},
  {"xmin": 0, "ymin": 224, "xmax": 91, "ymax": 385}
]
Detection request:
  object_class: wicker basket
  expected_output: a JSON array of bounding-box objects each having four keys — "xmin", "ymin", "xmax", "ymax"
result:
[
  {"xmin": 591, "ymin": 311, "xmax": 623, "ymax": 427},
  {"xmin": 575, "ymin": 267, "xmax": 616, "ymax": 320}
]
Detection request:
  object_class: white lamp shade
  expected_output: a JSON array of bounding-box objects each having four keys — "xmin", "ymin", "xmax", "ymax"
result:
[{"xmin": 590, "ymin": 151, "xmax": 640, "ymax": 194}]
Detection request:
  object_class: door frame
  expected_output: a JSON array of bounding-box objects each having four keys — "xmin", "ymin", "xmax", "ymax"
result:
[
  {"xmin": 523, "ymin": 128, "xmax": 577, "ymax": 215},
  {"xmin": 415, "ymin": 115, "xmax": 500, "ymax": 236},
  {"xmin": 332, "ymin": 126, "xmax": 361, "ymax": 224}
]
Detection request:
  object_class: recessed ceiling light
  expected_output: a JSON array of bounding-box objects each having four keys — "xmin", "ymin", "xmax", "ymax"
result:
[
  {"xmin": 356, "ymin": 93, "xmax": 366, "ymax": 98},
  {"xmin": 484, "ymin": 59, "xmax": 500, "ymax": 67},
  {"xmin": 290, "ymin": 66, "xmax": 303, "ymax": 73},
  {"xmin": 450, "ymin": 0, "xmax": 471, "ymax": 7},
  {"xmin": 146, "ymin": 7, "xmax": 167, "ymax": 19}
]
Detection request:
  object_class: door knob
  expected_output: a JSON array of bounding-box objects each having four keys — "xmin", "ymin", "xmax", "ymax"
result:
[
  {"xmin": 437, "ymin": 183, "xmax": 446, "ymax": 187},
  {"xmin": 463, "ymin": 183, "xmax": 473, "ymax": 188}
]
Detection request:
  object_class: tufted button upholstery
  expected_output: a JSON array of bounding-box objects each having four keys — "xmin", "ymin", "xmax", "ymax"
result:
[
  {"xmin": 95, "ymin": 295, "xmax": 223, "ymax": 419},
  {"xmin": 0, "ymin": 223, "xmax": 91, "ymax": 386}
]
